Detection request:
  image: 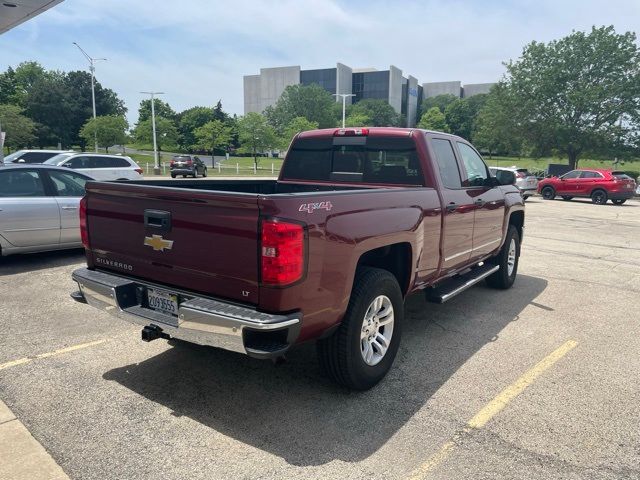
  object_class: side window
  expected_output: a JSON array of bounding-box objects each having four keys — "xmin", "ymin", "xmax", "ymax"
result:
[
  {"xmin": 456, "ymin": 142, "xmax": 488, "ymax": 187},
  {"xmin": 0, "ymin": 170, "xmax": 46, "ymax": 197},
  {"xmin": 66, "ymin": 156, "xmax": 91, "ymax": 169},
  {"xmin": 97, "ymin": 157, "xmax": 129, "ymax": 168},
  {"xmin": 48, "ymin": 171, "xmax": 88, "ymax": 197},
  {"xmin": 580, "ymin": 171, "xmax": 602, "ymax": 179},
  {"xmin": 21, "ymin": 152, "xmax": 51, "ymax": 164},
  {"xmin": 561, "ymin": 170, "xmax": 581, "ymax": 179},
  {"xmin": 431, "ymin": 139, "xmax": 462, "ymax": 189}
]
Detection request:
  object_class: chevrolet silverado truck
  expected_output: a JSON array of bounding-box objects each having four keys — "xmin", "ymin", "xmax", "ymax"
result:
[{"xmin": 71, "ymin": 127, "xmax": 524, "ymax": 390}]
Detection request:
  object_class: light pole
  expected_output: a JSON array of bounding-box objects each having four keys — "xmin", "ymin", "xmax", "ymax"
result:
[
  {"xmin": 73, "ymin": 42, "xmax": 106, "ymax": 153},
  {"xmin": 333, "ymin": 93, "xmax": 355, "ymax": 128},
  {"xmin": 140, "ymin": 91, "xmax": 164, "ymax": 175}
]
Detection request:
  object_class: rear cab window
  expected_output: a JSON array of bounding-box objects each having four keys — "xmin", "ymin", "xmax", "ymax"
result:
[{"xmin": 281, "ymin": 135, "xmax": 424, "ymax": 186}]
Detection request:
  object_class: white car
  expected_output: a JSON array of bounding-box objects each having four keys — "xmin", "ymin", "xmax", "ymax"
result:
[
  {"xmin": 3, "ymin": 149, "xmax": 73, "ymax": 164},
  {"xmin": 489, "ymin": 166, "xmax": 538, "ymax": 199},
  {"xmin": 43, "ymin": 153, "xmax": 144, "ymax": 181}
]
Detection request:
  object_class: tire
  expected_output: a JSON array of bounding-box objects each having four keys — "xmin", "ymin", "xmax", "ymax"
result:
[
  {"xmin": 203, "ymin": 168, "xmax": 207, "ymax": 177},
  {"xmin": 317, "ymin": 267, "xmax": 403, "ymax": 390},
  {"xmin": 486, "ymin": 225, "xmax": 520, "ymax": 290},
  {"xmin": 182, "ymin": 175, "xmax": 187, "ymax": 178},
  {"xmin": 541, "ymin": 186, "xmax": 556, "ymax": 200},
  {"xmin": 170, "ymin": 174, "xmax": 176, "ymax": 179},
  {"xmin": 612, "ymin": 199, "xmax": 626, "ymax": 205},
  {"xmin": 192, "ymin": 169, "xmax": 198, "ymax": 178},
  {"xmin": 591, "ymin": 189, "xmax": 608, "ymax": 205},
  {"xmin": 561, "ymin": 196, "xmax": 573, "ymax": 201}
]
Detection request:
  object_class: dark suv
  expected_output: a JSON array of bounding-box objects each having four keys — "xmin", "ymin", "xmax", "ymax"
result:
[{"xmin": 170, "ymin": 155, "xmax": 207, "ymax": 178}]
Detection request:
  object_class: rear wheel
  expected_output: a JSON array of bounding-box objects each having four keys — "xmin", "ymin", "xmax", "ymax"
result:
[
  {"xmin": 591, "ymin": 189, "xmax": 608, "ymax": 205},
  {"xmin": 486, "ymin": 225, "xmax": 520, "ymax": 290},
  {"xmin": 541, "ymin": 186, "xmax": 555, "ymax": 200},
  {"xmin": 317, "ymin": 267, "xmax": 403, "ymax": 390},
  {"xmin": 561, "ymin": 196, "xmax": 573, "ymax": 201},
  {"xmin": 612, "ymin": 199, "xmax": 626, "ymax": 205},
  {"xmin": 182, "ymin": 175, "xmax": 187, "ymax": 178},
  {"xmin": 203, "ymin": 167, "xmax": 207, "ymax": 177},
  {"xmin": 170, "ymin": 174, "xmax": 176, "ymax": 178}
]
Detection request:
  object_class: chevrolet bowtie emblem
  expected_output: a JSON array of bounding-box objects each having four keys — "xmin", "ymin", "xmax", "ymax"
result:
[{"xmin": 144, "ymin": 235, "xmax": 174, "ymax": 252}]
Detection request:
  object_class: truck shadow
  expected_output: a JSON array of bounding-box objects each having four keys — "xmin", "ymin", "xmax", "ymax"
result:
[
  {"xmin": 0, "ymin": 249, "xmax": 85, "ymax": 276},
  {"xmin": 103, "ymin": 274, "xmax": 547, "ymax": 466}
]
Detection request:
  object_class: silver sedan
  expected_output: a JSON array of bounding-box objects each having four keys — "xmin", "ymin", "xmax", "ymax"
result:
[{"xmin": 0, "ymin": 165, "xmax": 93, "ymax": 256}]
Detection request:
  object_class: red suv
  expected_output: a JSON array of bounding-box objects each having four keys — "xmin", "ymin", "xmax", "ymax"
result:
[{"xmin": 538, "ymin": 169, "xmax": 636, "ymax": 205}]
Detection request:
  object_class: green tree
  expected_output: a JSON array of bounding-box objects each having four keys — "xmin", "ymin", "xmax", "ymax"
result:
[
  {"xmin": 137, "ymin": 98, "xmax": 177, "ymax": 123},
  {"xmin": 177, "ymin": 106, "xmax": 215, "ymax": 149},
  {"xmin": 79, "ymin": 115, "xmax": 128, "ymax": 152},
  {"xmin": 348, "ymin": 99, "xmax": 400, "ymax": 126},
  {"xmin": 472, "ymin": 85, "xmax": 522, "ymax": 158},
  {"xmin": 133, "ymin": 117, "xmax": 179, "ymax": 151},
  {"xmin": 417, "ymin": 106, "xmax": 448, "ymax": 132},
  {"xmin": 444, "ymin": 95, "xmax": 487, "ymax": 140},
  {"xmin": 0, "ymin": 67, "xmax": 18, "ymax": 105},
  {"xmin": 0, "ymin": 104, "xmax": 35, "ymax": 149},
  {"xmin": 212, "ymin": 100, "xmax": 228, "ymax": 122},
  {"xmin": 501, "ymin": 26, "xmax": 640, "ymax": 168},
  {"xmin": 264, "ymin": 84, "xmax": 335, "ymax": 132},
  {"xmin": 278, "ymin": 116, "xmax": 318, "ymax": 150},
  {"xmin": 419, "ymin": 94, "xmax": 458, "ymax": 118},
  {"xmin": 193, "ymin": 119, "xmax": 232, "ymax": 155},
  {"xmin": 237, "ymin": 112, "xmax": 277, "ymax": 169},
  {"xmin": 344, "ymin": 112, "xmax": 371, "ymax": 127}
]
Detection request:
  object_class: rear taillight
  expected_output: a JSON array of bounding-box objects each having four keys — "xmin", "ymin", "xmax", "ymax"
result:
[
  {"xmin": 134, "ymin": 168, "xmax": 143, "ymax": 175},
  {"xmin": 79, "ymin": 196, "xmax": 89, "ymax": 249},
  {"xmin": 186, "ymin": 160, "xmax": 193, "ymax": 165},
  {"xmin": 261, "ymin": 220, "xmax": 305, "ymax": 286},
  {"xmin": 334, "ymin": 128, "xmax": 369, "ymax": 136}
]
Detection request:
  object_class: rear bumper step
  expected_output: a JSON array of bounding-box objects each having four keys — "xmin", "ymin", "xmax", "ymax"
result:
[
  {"xmin": 71, "ymin": 268, "xmax": 301, "ymax": 359},
  {"xmin": 425, "ymin": 263, "xmax": 499, "ymax": 304}
]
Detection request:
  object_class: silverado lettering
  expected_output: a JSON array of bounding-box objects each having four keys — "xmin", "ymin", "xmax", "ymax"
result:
[{"xmin": 71, "ymin": 127, "xmax": 525, "ymax": 390}]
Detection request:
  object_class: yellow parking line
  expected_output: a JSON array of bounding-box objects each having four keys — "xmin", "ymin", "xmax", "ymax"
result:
[
  {"xmin": 0, "ymin": 340, "xmax": 106, "ymax": 371},
  {"xmin": 407, "ymin": 340, "xmax": 578, "ymax": 479}
]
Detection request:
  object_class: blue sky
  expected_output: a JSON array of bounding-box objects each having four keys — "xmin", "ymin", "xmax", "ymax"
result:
[{"xmin": 1, "ymin": 0, "xmax": 639, "ymax": 123}]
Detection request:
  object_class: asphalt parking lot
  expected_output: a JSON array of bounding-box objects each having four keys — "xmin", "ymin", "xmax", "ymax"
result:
[{"xmin": 1, "ymin": 196, "xmax": 639, "ymax": 480}]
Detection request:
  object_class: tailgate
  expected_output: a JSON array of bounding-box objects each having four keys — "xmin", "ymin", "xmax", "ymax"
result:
[{"xmin": 85, "ymin": 182, "xmax": 260, "ymax": 304}]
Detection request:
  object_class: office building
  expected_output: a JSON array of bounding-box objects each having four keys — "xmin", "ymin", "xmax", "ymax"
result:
[{"xmin": 244, "ymin": 64, "xmax": 495, "ymax": 127}]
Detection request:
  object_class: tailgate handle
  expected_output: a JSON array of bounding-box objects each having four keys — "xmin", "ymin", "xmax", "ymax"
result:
[{"xmin": 144, "ymin": 210, "xmax": 171, "ymax": 232}]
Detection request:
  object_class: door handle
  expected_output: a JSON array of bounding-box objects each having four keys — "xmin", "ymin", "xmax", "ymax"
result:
[
  {"xmin": 61, "ymin": 206, "xmax": 78, "ymax": 210},
  {"xmin": 474, "ymin": 199, "xmax": 485, "ymax": 207},
  {"xmin": 446, "ymin": 202, "xmax": 458, "ymax": 212}
]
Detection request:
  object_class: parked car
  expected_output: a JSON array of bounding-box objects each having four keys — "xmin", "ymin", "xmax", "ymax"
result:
[
  {"xmin": 489, "ymin": 166, "xmax": 538, "ymax": 199},
  {"xmin": 3, "ymin": 149, "xmax": 73, "ymax": 164},
  {"xmin": 170, "ymin": 155, "xmax": 207, "ymax": 178},
  {"xmin": 71, "ymin": 127, "xmax": 525, "ymax": 390},
  {"xmin": 44, "ymin": 153, "xmax": 143, "ymax": 181},
  {"xmin": 0, "ymin": 165, "xmax": 93, "ymax": 256},
  {"xmin": 538, "ymin": 169, "xmax": 636, "ymax": 205}
]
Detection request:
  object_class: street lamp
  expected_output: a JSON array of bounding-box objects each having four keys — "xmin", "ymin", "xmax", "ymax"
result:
[
  {"xmin": 333, "ymin": 93, "xmax": 355, "ymax": 128},
  {"xmin": 140, "ymin": 91, "xmax": 165, "ymax": 175},
  {"xmin": 73, "ymin": 42, "xmax": 106, "ymax": 153}
]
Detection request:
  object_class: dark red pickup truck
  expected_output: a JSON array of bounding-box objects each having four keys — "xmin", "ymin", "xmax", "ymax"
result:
[{"xmin": 71, "ymin": 127, "xmax": 524, "ymax": 389}]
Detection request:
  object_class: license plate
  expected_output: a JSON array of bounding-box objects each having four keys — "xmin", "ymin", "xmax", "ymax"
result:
[
  {"xmin": 626, "ymin": 184, "xmax": 632, "ymax": 189},
  {"xmin": 147, "ymin": 289, "xmax": 179, "ymax": 316}
]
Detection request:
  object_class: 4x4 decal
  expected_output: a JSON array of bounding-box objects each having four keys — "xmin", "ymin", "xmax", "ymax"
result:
[{"xmin": 298, "ymin": 201, "xmax": 333, "ymax": 214}]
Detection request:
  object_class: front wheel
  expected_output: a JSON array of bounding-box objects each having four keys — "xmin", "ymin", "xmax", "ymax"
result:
[
  {"xmin": 202, "ymin": 167, "xmax": 208, "ymax": 177},
  {"xmin": 317, "ymin": 267, "xmax": 403, "ymax": 390},
  {"xmin": 486, "ymin": 225, "xmax": 520, "ymax": 290},
  {"xmin": 541, "ymin": 186, "xmax": 556, "ymax": 200},
  {"xmin": 612, "ymin": 199, "xmax": 626, "ymax": 205}
]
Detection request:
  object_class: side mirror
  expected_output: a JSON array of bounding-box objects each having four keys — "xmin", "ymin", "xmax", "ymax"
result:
[{"xmin": 494, "ymin": 170, "xmax": 516, "ymax": 186}]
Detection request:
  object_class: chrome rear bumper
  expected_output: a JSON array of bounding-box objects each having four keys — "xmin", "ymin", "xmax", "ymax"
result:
[{"xmin": 71, "ymin": 268, "xmax": 300, "ymax": 359}]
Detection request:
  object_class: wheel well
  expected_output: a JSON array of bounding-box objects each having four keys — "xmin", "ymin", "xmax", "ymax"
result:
[
  {"xmin": 509, "ymin": 211, "xmax": 524, "ymax": 240},
  {"xmin": 356, "ymin": 243, "xmax": 412, "ymax": 295},
  {"xmin": 590, "ymin": 188, "xmax": 606, "ymax": 196}
]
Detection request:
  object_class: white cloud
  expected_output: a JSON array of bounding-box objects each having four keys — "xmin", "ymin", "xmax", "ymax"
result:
[{"xmin": 2, "ymin": 0, "xmax": 639, "ymax": 122}]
